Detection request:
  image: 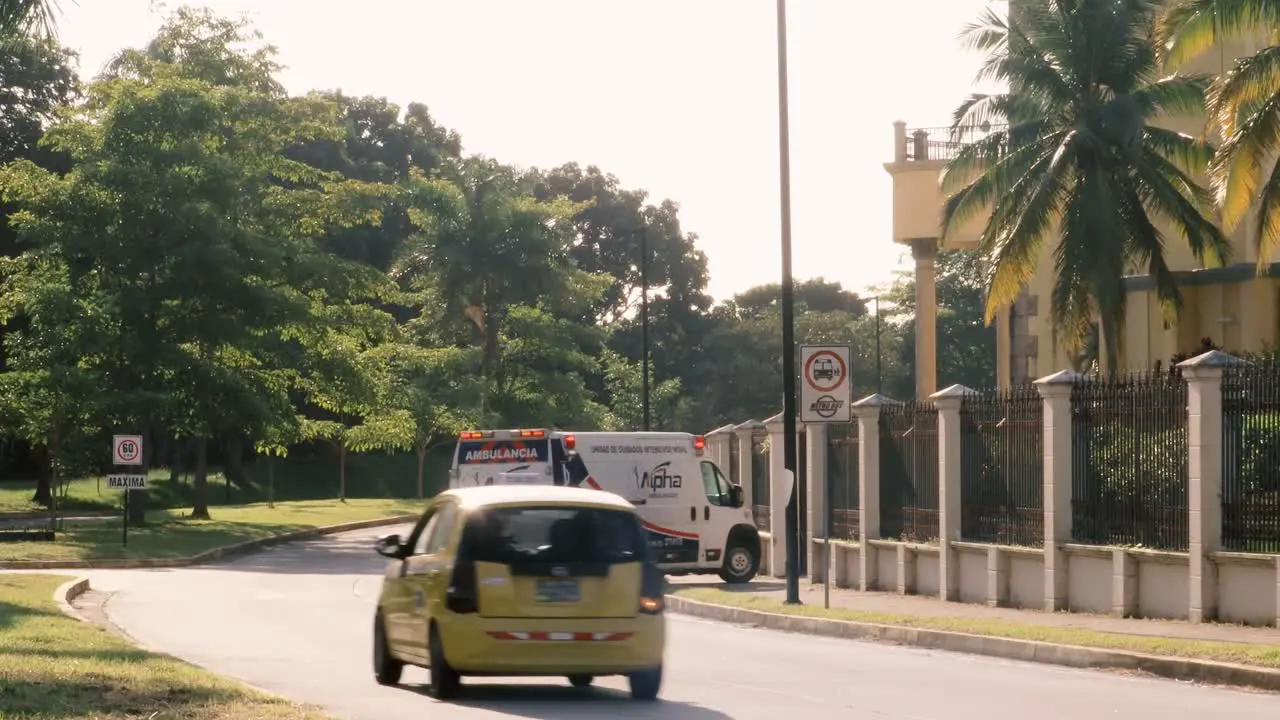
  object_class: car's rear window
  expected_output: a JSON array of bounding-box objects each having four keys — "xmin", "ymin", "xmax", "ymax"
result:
[{"xmin": 459, "ymin": 505, "xmax": 646, "ymax": 565}]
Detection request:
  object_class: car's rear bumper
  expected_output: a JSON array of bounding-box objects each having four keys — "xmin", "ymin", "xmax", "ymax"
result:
[{"xmin": 439, "ymin": 613, "xmax": 665, "ymax": 675}]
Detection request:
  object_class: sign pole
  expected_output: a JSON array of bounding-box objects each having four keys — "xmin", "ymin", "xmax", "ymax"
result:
[
  {"xmin": 823, "ymin": 452, "xmax": 830, "ymax": 610},
  {"xmin": 798, "ymin": 343, "xmax": 852, "ymax": 610},
  {"xmin": 111, "ymin": 434, "xmax": 146, "ymax": 545}
]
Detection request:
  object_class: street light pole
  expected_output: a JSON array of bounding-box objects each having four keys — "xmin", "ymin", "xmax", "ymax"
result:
[
  {"xmin": 874, "ymin": 296, "xmax": 882, "ymax": 395},
  {"xmin": 775, "ymin": 0, "xmax": 801, "ymax": 606},
  {"xmin": 640, "ymin": 227, "xmax": 651, "ymax": 432}
]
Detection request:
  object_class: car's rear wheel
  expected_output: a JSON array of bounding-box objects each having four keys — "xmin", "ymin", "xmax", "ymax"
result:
[
  {"xmin": 373, "ymin": 613, "xmax": 403, "ymax": 686},
  {"xmin": 628, "ymin": 665, "xmax": 662, "ymax": 700},
  {"xmin": 428, "ymin": 625, "xmax": 461, "ymax": 700},
  {"xmin": 567, "ymin": 674, "xmax": 594, "ymax": 687},
  {"xmin": 719, "ymin": 543, "xmax": 758, "ymax": 583}
]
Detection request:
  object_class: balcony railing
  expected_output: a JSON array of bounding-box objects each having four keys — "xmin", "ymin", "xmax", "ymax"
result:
[{"xmin": 902, "ymin": 124, "xmax": 1008, "ymax": 162}]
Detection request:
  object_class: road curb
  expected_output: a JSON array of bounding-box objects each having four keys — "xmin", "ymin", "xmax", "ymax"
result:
[
  {"xmin": 1, "ymin": 509, "xmax": 119, "ymax": 521},
  {"xmin": 0, "ymin": 514, "xmax": 417, "ymax": 570},
  {"xmin": 53, "ymin": 576, "xmax": 92, "ymax": 623},
  {"xmin": 663, "ymin": 594, "xmax": 1280, "ymax": 693}
]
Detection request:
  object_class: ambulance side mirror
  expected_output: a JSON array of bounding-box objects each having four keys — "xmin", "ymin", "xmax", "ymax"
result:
[{"xmin": 729, "ymin": 485, "xmax": 744, "ymax": 508}]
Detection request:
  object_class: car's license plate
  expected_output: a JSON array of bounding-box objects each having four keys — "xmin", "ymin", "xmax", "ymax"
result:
[{"xmin": 535, "ymin": 578, "xmax": 580, "ymax": 603}]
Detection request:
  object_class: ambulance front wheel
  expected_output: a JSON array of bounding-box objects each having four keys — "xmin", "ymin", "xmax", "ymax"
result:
[{"xmin": 719, "ymin": 543, "xmax": 758, "ymax": 584}]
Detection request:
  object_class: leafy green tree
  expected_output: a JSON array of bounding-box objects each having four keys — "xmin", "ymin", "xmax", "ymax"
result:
[
  {"xmin": 398, "ymin": 160, "xmax": 593, "ymax": 390},
  {"xmin": 598, "ymin": 348, "xmax": 689, "ymax": 431},
  {"xmin": 0, "ymin": 0, "xmax": 59, "ymax": 42},
  {"xmin": 487, "ymin": 305, "xmax": 613, "ymax": 429},
  {"xmin": 0, "ymin": 253, "xmax": 101, "ymax": 508},
  {"xmin": 1159, "ymin": 1, "xmax": 1280, "ymax": 265},
  {"xmin": 297, "ymin": 307, "xmax": 396, "ymax": 503},
  {"xmin": 942, "ymin": 0, "xmax": 1228, "ymax": 371},
  {"xmin": 531, "ymin": 163, "xmax": 713, "ymax": 326},
  {"xmin": 355, "ymin": 344, "xmax": 480, "ymax": 497},
  {"xmin": 1, "ymin": 9, "xmax": 389, "ymax": 518}
]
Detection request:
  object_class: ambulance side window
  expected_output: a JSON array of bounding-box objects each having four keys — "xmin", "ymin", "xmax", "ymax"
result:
[{"xmin": 700, "ymin": 461, "xmax": 734, "ymax": 507}]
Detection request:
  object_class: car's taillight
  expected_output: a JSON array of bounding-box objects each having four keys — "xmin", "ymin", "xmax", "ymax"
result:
[
  {"xmin": 639, "ymin": 561, "xmax": 665, "ymax": 615},
  {"xmin": 445, "ymin": 561, "xmax": 478, "ymax": 614}
]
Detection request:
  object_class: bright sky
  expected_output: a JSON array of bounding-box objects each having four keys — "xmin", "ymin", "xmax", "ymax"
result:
[{"xmin": 57, "ymin": 0, "xmax": 995, "ymax": 302}]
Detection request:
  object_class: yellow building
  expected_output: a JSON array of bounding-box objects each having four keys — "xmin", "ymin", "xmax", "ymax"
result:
[{"xmin": 886, "ymin": 34, "xmax": 1275, "ymax": 396}]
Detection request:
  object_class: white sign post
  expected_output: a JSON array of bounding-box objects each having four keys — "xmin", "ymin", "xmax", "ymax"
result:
[
  {"xmin": 106, "ymin": 474, "xmax": 149, "ymax": 490},
  {"xmin": 110, "ymin": 434, "xmax": 145, "ymax": 547},
  {"xmin": 799, "ymin": 345, "xmax": 852, "ymax": 423},
  {"xmin": 799, "ymin": 344, "xmax": 852, "ymax": 609}
]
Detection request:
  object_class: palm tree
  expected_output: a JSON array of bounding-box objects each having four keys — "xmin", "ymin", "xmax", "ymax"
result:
[
  {"xmin": 941, "ymin": 0, "xmax": 1229, "ymax": 372},
  {"xmin": 1159, "ymin": 1, "xmax": 1280, "ymax": 267},
  {"xmin": 0, "ymin": 0, "xmax": 61, "ymax": 41}
]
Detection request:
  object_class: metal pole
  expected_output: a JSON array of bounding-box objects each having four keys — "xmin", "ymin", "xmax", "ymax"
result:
[
  {"xmin": 122, "ymin": 489, "xmax": 128, "ymax": 548},
  {"xmin": 822, "ymin": 444, "xmax": 830, "ymax": 609},
  {"xmin": 776, "ymin": 0, "xmax": 801, "ymax": 605},
  {"xmin": 641, "ymin": 228, "xmax": 651, "ymax": 432},
  {"xmin": 875, "ymin": 296, "xmax": 882, "ymax": 394}
]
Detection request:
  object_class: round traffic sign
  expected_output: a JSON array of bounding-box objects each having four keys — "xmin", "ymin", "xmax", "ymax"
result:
[
  {"xmin": 116, "ymin": 439, "xmax": 139, "ymax": 463},
  {"xmin": 804, "ymin": 349, "xmax": 847, "ymax": 393}
]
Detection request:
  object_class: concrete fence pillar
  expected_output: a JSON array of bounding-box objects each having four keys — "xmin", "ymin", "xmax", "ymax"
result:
[
  {"xmin": 805, "ymin": 422, "xmax": 828, "ymax": 582},
  {"xmin": 734, "ymin": 421, "xmax": 760, "ymax": 509},
  {"xmin": 1178, "ymin": 350, "xmax": 1244, "ymax": 623},
  {"xmin": 705, "ymin": 425, "xmax": 734, "ymax": 473},
  {"xmin": 765, "ymin": 412, "xmax": 787, "ymax": 579},
  {"xmin": 853, "ymin": 394, "xmax": 895, "ymax": 592},
  {"xmin": 930, "ymin": 384, "xmax": 977, "ymax": 601},
  {"xmin": 1034, "ymin": 370, "xmax": 1079, "ymax": 612}
]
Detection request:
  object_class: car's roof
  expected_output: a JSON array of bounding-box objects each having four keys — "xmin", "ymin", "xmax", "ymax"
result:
[{"xmin": 440, "ymin": 484, "xmax": 636, "ymax": 512}]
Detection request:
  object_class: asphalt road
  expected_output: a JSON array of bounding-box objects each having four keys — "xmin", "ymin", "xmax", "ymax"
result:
[{"xmin": 79, "ymin": 526, "xmax": 1279, "ymax": 720}]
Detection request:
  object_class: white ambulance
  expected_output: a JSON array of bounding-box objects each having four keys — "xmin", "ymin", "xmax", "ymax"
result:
[
  {"xmin": 447, "ymin": 428, "xmax": 761, "ymax": 583},
  {"xmin": 448, "ymin": 428, "xmax": 560, "ymax": 487}
]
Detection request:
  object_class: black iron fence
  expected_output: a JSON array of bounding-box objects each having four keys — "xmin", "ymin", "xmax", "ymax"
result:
[
  {"xmin": 825, "ymin": 422, "xmax": 859, "ymax": 540},
  {"xmin": 959, "ymin": 385, "xmax": 1045, "ymax": 546},
  {"xmin": 1222, "ymin": 362, "xmax": 1280, "ymax": 552},
  {"xmin": 902, "ymin": 124, "xmax": 1009, "ymax": 162},
  {"xmin": 751, "ymin": 429, "xmax": 770, "ymax": 531},
  {"xmin": 879, "ymin": 401, "xmax": 940, "ymax": 542},
  {"xmin": 1070, "ymin": 371, "xmax": 1189, "ymax": 551}
]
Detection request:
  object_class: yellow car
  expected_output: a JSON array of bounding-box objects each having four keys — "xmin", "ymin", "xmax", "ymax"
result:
[{"xmin": 371, "ymin": 485, "xmax": 667, "ymax": 701}]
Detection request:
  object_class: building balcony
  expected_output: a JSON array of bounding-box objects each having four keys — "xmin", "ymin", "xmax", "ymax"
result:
[
  {"xmin": 884, "ymin": 121, "xmax": 1002, "ymax": 248},
  {"xmin": 894, "ymin": 123, "xmax": 1009, "ymax": 163}
]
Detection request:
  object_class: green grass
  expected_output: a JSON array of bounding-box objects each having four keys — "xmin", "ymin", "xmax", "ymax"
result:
[
  {"xmin": 0, "ymin": 499, "xmax": 422, "ymax": 562},
  {"xmin": 670, "ymin": 587, "xmax": 1280, "ymax": 669},
  {"xmin": 0, "ymin": 574, "xmax": 332, "ymax": 719},
  {"xmin": 0, "ymin": 447, "xmax": 454, "ymax": 515}
]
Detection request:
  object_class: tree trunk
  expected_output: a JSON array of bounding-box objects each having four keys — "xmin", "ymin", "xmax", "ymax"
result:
[
  {"xmin": 224, "ymin": 434, "xmax": 254, "ymax": 490},
  {"xmin": 1100, "ymin": 314, "xmax": 1121, "ymax": 379},
  {"xmin": 479, "ymin": 314, "xmax": 502, "ymax": 416},
  {"xmin": 416, "ymin": 442, "xmax": 427, "ymax": 499},
  {"xmin": 338, "ymin": 442, "xmax": 347, "ymax": 503},
  {"xmin": 48, "ymin": 426, "xmax": 60, "ymax": 531},
  {"xmin": 31, "ymin": 444, "xmax": 51, "ymax": 507},
  {"xmin": 267, "ymin": 455, "xmax": 276, "ymax": 509},
  {"xmin": 169, "ymin": 435, "xmax": 182, "ymax": 483},
  {"xmin": 191, "ymin": 437, "xmax": 211, "ymax": 519}
]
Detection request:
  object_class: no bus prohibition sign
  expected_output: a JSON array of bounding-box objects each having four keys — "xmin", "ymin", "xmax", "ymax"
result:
[{"xmin": 803, "ymin": 349, "xmax": 847, "ymax": 393}]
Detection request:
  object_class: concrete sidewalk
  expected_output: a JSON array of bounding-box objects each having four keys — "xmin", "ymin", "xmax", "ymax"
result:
[{"xmin": 666, "ymin": 576, "xmax": 1280, "ymax": 647}]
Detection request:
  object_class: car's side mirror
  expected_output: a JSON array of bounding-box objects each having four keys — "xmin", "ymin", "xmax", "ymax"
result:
[
  {"xmin": 375, "ymin": 533, "xmax": 404, "ymax": 559},
  {"xmin": 730, "ymin": 485, "xmax": 744, "ymax": 508}
]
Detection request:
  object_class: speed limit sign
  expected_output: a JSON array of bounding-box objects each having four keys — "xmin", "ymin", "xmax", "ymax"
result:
[{"xmin": 112, "ymin": 435, "xmax": 144, "ymax": 466}]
